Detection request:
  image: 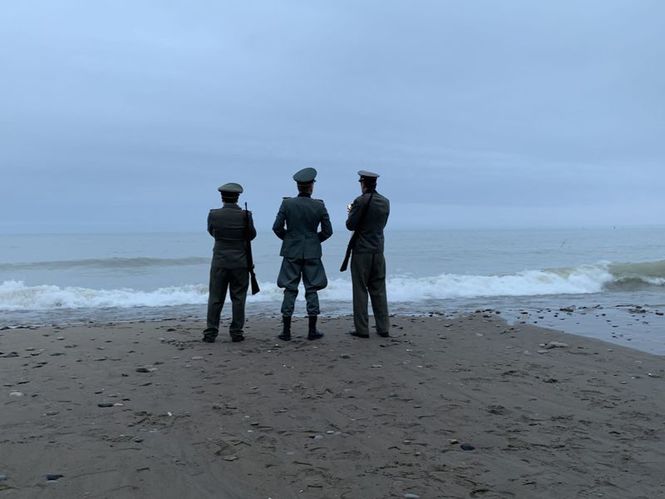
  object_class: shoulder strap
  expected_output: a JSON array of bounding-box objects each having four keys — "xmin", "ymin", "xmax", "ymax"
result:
[
  {"xmin": 357, "ymin": 193, "xmax": 374, "ymax": 228},
  {"xmin": 340, "ymin": 193, "xmax": 374, "ymax": 272}
]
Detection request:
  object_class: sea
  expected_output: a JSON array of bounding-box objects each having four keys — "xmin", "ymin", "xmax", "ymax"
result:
[{"xmin": 1, "ymin": 227, "xmax": 664, "ymax": 354}]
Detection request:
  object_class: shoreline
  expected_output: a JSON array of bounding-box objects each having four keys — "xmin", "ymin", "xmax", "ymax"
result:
[
  {"xmin": 2, "ymin": 315, "xmax": 665, "ymax": 498},
  {"xmin": 3, "ymin": 301, "xmax": 665, "ymax": 356}
]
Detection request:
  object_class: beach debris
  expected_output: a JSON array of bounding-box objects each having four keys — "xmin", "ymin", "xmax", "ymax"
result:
[
  {"xmin": 45, "ymin": 411, "xmax": 59, "ymax": 416},
  {"xmin": 45, "ymin": 474, "xmax": 64, "ymax": 481},
  {"xmin": 0, "ymin": 475, "xmax": 7, "ymax": 481},
  {"xmin": 403, "ymin": 494, "xmax": 421, "ymax": 499},
  {"xmin": 9, "ymin": 391, "xmax": 23, "ymax": 397},
  {"xmin": 560, "ymin": 306, "xmax": 576, "ymax": 313},
  {"xmin": 449, "ymin": 439, "xmax": 459, "ymax": 444},
  {"xmin": 541, "ymin": 341, "xmax": 569, "ymax": 349},
  {"xmin": 223, "ymin": 455, "xmax": 238, "ymax": 461},
  {"xmin": 487, "ymin": 405, "xmax": 506, "ymax": 415},
  {"xmin": 460, "ymin": 443, "xmax": 475, "ymax": 451},
  {"xmin": 543, "ymin": 377, "xmax": 559, "ymax": 383},
  {"xmin": 135, "ymin": 366, "xmax": 157, "ymax": 373},
  {"xmin": 97, "ymin": 402, "xmax": 114, "ymax": 408},
  {"xmin": 647, "ymin": 373, "xmax": 662, "ymax": 378},
  {"xmin": 340, "ymin": 354, "xmax": 351, "ymax": 359}
]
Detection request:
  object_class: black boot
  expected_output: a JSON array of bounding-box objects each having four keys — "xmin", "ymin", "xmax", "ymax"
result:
[
  {"xmin": 307, "ymin": 315, "xmax": 323, "ymax": 340},
  {"xmin": 278, "ymin": 316, "xmax": 291, "ymax": 341}
]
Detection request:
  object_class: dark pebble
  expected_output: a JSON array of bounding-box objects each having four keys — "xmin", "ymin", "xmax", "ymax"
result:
[
  {"xmin": 460, "ymin": 443, "xmax": 475, "ymax": 451},
  {"xmin": 46, "ymin": 474, "xmax": 64, "ymax": 481},
  {"xmin": 135, "ymin": 367, "xmax": 151, "ymax": 373},
  {"xmin": 97, "ymin": 402, "xmax": 114, "ymax": 408}
]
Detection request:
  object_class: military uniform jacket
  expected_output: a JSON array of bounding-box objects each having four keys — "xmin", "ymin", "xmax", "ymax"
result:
[
  {"xmin": 272, "ymin": 194, "xmax": 333, "ymax": 259},
  {"xmin": 346, "ymin": 191, "xmax": 390, "ymax": 253},
  {"xmin": 208, "ymin": 203, "xmax": 257, "ymax": 269}
]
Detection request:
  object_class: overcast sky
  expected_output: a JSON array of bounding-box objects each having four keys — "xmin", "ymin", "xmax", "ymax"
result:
[{"xmin": 1, "ymin": 0, "xmax": 663, "ymax": 232}]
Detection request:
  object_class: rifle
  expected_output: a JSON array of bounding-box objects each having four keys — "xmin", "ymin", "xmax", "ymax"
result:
[
  {"xmin": 244, "ymin": 202, "xmax": 260, "ymax": 295},
  {"xmin": 340, "ymin": 192, "xmax": 374, "ymax": 272}
]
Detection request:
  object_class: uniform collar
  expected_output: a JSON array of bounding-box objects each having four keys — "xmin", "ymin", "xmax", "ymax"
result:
[
  {"xmin": 223, "ymin": 203, "xmax": 241, "ymax": 209},
  {"xmin": 297, "ymin": 193, "xmax": 312, "ymax": 198}
]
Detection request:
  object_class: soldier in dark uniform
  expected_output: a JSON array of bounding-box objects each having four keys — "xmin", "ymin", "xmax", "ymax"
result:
[
  {"xmin": 272, "ymin": 167, "xmax": 333, "ymax": 341},
  {"xmin": 202, "ymin": 183, "xmax": 257, "ymax": 343},
  {"xmin": 346, "ymin": 171, "xmax": 390, "ymax": 338}
]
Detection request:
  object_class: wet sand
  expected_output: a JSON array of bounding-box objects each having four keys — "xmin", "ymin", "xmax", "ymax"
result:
[{"xmin": 1, "ymin": 314, "xmax": 664, "ymax": 498}]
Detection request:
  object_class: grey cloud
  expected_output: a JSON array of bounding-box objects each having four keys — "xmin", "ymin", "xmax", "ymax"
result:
[{"xmin": 1, "ymin": 0, "xmax": 664, "ymax": 232}]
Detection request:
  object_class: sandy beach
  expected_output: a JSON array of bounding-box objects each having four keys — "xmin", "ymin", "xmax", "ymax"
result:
[{"xmin": 1, "ymin": 314, "xmax": 664, "ymax": 498}]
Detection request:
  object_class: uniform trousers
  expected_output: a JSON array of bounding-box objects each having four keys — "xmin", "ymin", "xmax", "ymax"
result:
[
  {"xmin": 277, "ymin": 257, "xmax": 327, "ymax": 316},
  {"xmin": 204, "ymin": 265, "xmax": 249, "ymax": 339},
  {"xmin": 351, "ymin": 252, "xmax": 390, "ymax": 335}
]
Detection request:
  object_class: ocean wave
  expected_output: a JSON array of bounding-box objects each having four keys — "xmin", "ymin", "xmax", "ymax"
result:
[
  {"xmin": 0, "ymin": 256, "xmax": 209, "ymax": 271},
  {"xmin": 607, "ymin": 260, "xmax": 665, "ymax": 287},
  {"xmin": 1, "ymin": 260, "xmax": 663, "ymax": 311}
]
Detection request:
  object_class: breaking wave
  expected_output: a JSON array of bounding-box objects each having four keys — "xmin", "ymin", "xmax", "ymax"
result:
[{"xmin": 0, "ymin": 260, "xmax": 663, "ymax": 311}]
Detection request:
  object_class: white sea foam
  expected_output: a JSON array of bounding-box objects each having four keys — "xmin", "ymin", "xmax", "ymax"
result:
[
  {"xmin": 0, "ymin": 262, "xmax": 634, "ymax": 311},
  {"xmin": 0, "ymin": 280, "xmax": 210, "ymax": 310}
]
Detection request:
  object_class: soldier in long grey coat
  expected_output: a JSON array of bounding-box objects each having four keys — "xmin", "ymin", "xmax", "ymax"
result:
[
  {"xmin": 272, "ymin": 168, "xmax": 333, "ymax": 341},
  {"xmin": 346, "ymin": 171, "xmax": 390, "ymax": 338},
  {"xmin": 203, "ymin": 183, "xmax": 257, "ymax": 343}
]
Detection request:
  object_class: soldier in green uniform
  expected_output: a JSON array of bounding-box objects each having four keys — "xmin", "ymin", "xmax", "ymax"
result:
[
  {"xmin": 202, "ymin": 183, "xmax": 257, "ymax": 343},
  {"xmin": 346, "ymin": 171, "xmax": 391, "ymax": 338},
  {"xmin": 272, "ymin": 168, "xmax": 333, "ymax": 341}
]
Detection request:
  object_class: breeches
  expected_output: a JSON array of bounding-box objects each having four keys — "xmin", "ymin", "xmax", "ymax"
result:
[{"xmin": 277, "ymin": 257, "xmax": 328, "ymax": 316}]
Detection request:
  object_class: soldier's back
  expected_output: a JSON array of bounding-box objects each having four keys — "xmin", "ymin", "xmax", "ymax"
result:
[
  {"xmin": 208, "ymin": 206, "xmax": 248, "ymax": 268},
  {"xmin": 282, "ymin": 196, "xmax": 326, "ymax": 233},
  {"xmin": 353, "ymin": 191, "xmax": 390, "ymax": 253},
  {"xmin": 275, "ymin": 196, "xmax": 331, "ymax": 260}
]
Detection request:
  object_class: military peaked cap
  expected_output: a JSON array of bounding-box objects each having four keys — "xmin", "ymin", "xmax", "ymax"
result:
[
  {"xmin": 217, "ymin": 182, "xmax": 244, "ymax": 194},
  {"xmin": 293, "ymin": 167, "xmax": 317, "ymax": 184},
  {"xmin": 358, "ymin": 170, "xmax": 380, "ymax": 182}
]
